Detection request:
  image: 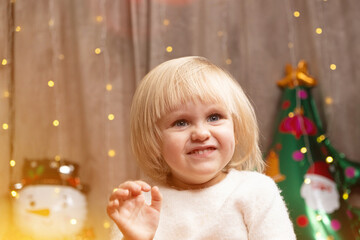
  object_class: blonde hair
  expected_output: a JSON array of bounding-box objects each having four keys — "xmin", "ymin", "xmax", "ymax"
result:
[{"xmin": 130, "ymin": 56, "xmax": 264, "ymax": 182}]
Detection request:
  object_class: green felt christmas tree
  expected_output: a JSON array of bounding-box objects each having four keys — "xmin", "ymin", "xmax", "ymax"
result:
[{"xmin": 265, "ymin": 60, "xmax": 360, "ymax": 240}]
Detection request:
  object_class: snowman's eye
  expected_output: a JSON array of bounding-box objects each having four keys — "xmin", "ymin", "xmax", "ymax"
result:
[{"xmin": 30, "ymin": 201, "xmax": 36, "ymax": 207}]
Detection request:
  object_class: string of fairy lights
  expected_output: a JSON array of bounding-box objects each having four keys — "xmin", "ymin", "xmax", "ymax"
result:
[
  {"xmin": 286, "ymin": 0, "xmax": 352, "ymax": 210},
  {"xmin": 285, "ymin": 0, "xmax": 337, "ymax": 166}
]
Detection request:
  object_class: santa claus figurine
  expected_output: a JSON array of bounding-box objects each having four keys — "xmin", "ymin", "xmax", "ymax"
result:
[{"xmin": 300, "ymin": 161, "xmax": 340, "ymax": 213}]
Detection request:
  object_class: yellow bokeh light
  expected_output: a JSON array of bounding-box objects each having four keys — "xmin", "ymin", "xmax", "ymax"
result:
[
  {"xmin": 2, "ymin": 123, "xmax": 9, "ymax": 130},
  {"xmin": 225, "ymin": 59, "xmax": 232, "ymax": 65},
  {"xmin": 300, "ymin": 147, "xmax": 307, "ymax": 153},
  {"xmin": 48, "ymin": 80, "xmax": 55, "ymax": 87},
  {"xmin": 70, "ymin": 219, "xmax": 77, "ymax": 225},
  {"xmin": 108, "ymin": 149, "xmax": 116, "ymax": 157},
  {"xmin": 108, "ymin": 114, "xmax": 115, "ymax": 120},
  {"xmin": 106, "ymin": 84, "xmax": 113, "ymax": 91},
  {"xmin": 49, "ymin": 19, "xmax": 54, "ymax": 27},
  {"xmin": 315, "ymin": 215, "xmax": 322, "ymax": 221},
  {"xmin": 288, "ymin": 112, "xmax": 294, "ymax": 118},
  {"xmin": 304, "ymin": 178, "xmax": 311, "ymax": 184},
  {"xmin": 53, "ymin": 120, "xmax": 60, "ymax": 127},
  {"xmin": 11, "ymin": 191, "xmax": 17, "ymax": 197},
  {"xmin": 4, "ymin": 91, "xmax": 10, "ymax": 98},
  {"xmin": 343, "ymin": 192, "xmax": 349, "ymax": 200},
  {"xmin": 326, "ymin": 156, "xmax": 334, "ymax": 163},
  {"xmin": 317, "ymin": 134, "xmax": 325, "ymax": 143},
  {"xmin": 55, "ymin": 155, "xmax": 61, "ymax": 161},
  {"xmin": 325, "ymin": 97, "xmax": 333, "ymax": 105},
  {"xmin": 96, "ymin": 16, "xmax": 103, "ymax": 23},
  {"xmin": 15, "ymin": 26, "xmax": 21, "ymax": 32},
  {"xmin": 113, "ymin": 188, "xmax": 119, "ymax": 193},
  {"xmin": 95, "ymin": 48, "xmax": 102, "ymax": 54},
  {"xmin": 293, "ymin": 11, "xmax": 300, "ymax": 18},
  {"xmin": 104, "ymin": 221, "xmax": 111, "ymax": 229},
  {"xmin": 2, "ymin": 59, "xmax": 7, "ymax": 65},
  {"xmin": 316, "ymin": 28, "xmax": 322, "ymax": 34},
  {"xmin": 163, "ymin": 19, "xmax": 170, "ymax": 26},
  {"xmin": 166, "ymin": 46, "xmax": 173, "ymax": 53},
  {"xmin": 10, "ymin": 160, "xmax": 16, "ymax": 167},
  {"xmin": 330, "ymin": 64, "xmax": 336, "ymax": 70}
]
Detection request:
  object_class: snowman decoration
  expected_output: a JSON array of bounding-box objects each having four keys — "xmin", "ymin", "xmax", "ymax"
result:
[
  {"xmin": 300, "ymin": 161, "xmax": 340, "ymax": 213},
  {"xmin": 12, "ymin": 159, "xmax": 88, "ymax": 239}
]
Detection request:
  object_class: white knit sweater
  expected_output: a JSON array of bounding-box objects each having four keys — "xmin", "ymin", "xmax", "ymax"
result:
[{"xmin": 111, "ymin": 169, "xmax": 296, "ymax": 240}]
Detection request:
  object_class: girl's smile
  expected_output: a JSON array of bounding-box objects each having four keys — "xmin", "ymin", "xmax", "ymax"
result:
[{"xmin": 158, "ymin": 100, "xmax": 235, "ymax": 189}]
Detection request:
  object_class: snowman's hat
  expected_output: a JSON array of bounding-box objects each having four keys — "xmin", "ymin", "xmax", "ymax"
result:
[{"xmin": 11, "ymin": 158, "xmax": 88, "ymax": 193}]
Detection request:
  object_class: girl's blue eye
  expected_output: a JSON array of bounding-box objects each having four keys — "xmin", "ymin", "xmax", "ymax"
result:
[
  {"xmin": 173, "ymin": 120, "xmax": 188, "ymax": 127},
  {"xmin": 208, "ymin": 114, "xmax": 221, "ymax": 122}
]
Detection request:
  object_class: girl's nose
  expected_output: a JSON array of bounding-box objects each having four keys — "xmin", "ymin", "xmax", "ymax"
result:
[{"xmin": 191, "ymin": 125, "xmax": 211, "ymax": 141}]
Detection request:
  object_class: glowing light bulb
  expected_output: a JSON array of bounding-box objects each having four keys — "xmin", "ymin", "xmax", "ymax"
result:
[
  {"xmin": 293, "ymin": 11, "xmax": 300, "ymax": 17},
  {"xmin": 2, "ymin": 59, "xmax": 7, "ymax": 65},
  {"xmin": 166, "ymin": 46, "xmax": 173, "ymax": 52},
  {"xmin": 48, "ymin": 80, "xmax": 55, "ymax": 87},
  {"xmin": 11, "ymin": 190, "xmax": 17, "ymax": 197},
  {"xmin": 330, "ymin": 64, "xmax": 336, "ymax": 70},
  {"xmin": 304, "ymin": 178, "xmax": 311, "ymax": 184},
  {"xmin": 163, "ymin": 19, "xmax": 170, "ymax": 26},
  {"xmin": 15, "ymin": 26, "xmax": 21, "ymax": 32},
  {"xmin": 317, "ymin": 135, "xmax": 325, "ymax": 143},
  {"xmin": 343, "ymin": 192, "xmax": 349, "ymax": 200},
  {"xmin": 106, "ymin": 84, "xmax": 113, "ymax": 91},
  {"xmin": 104, "ymin": 221, "xmax": 111, "ymax": 229},
  {"xmin": 300, "ymin": 147, "xmax": 307, "ymax": 153},
  {"xmin": 316, "ymin": 215, "xmax": 322, "ymax": 221},
  {"xmin": 53, "ymin": 120, "xmax": 60, "ymax": 127},
  {"xmin": 316, "ymin": 28, "xmax": 322, "ymax": 34},
  {"xmin": 70, "ymin": 219, "xmax": 77, "ymax": 225},
  {"xmin": 108, "ymin": 150, "xmax": 116, "ymax": 157},
  {"xmin": 2, "ymin": 123, "xmax": 9, "ymax": 130},
  {"xmin": 326, "ymin": 156, "xmax": 334, "ymax": 163},
  {"xmin": 288, "ymin": 112, "xmax": 294, "ymax": 118},
  {"xmin": 95, "ymin": 48, "xmax": 102, "ymax": 54},
  {"xmin": 108, "ymin": 114, "xmax": 115, "ymax": 120},
  {"xmin": 325, "ymin": 97, "xmax": 333, "ymax": 105},
  {"xmin": 10, "ymin": 160, "xmax": 16, "ymax": 167},
  {"xmin": 55, "ymin": 155, "xmax": 61, "ymax": 161},
  {"xmin": 96, "ymin": 16, "xmax": 103, "ymax": 22}
]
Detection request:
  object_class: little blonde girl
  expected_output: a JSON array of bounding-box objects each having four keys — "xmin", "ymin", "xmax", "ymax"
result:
[{"xmin": 107, "ymin": 56, "xmax": 296, "ymax": 240}]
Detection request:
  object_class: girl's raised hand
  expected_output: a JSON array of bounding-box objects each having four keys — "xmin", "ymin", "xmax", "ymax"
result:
[{"xmin": 107, "ymin": 180, "xmax": 162, "ymax": 240}]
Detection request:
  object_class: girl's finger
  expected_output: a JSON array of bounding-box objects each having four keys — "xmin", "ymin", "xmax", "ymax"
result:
[
  {"xmin": 150, "ymin": 186, "xmax": 162, "ymax": 212},
  {"xmin": 109, "ymin": 188, "xmax": 129, "ymax": 201}
]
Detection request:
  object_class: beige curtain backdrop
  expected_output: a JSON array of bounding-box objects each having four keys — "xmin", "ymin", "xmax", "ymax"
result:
[{"xmin": 0, "ymin": 0, "xmax": 359, "ymax": 239}]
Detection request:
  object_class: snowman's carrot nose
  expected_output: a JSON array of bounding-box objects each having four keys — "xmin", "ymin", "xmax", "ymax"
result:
[{"xmin": 27, "ymin": 208, "xmax": 50, "ymax": 217}]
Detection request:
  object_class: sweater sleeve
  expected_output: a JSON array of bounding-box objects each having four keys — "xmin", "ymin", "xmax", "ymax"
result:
[{"xmin": 241, "ymin": 174, "xmax": 296, "ymax": 240}]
